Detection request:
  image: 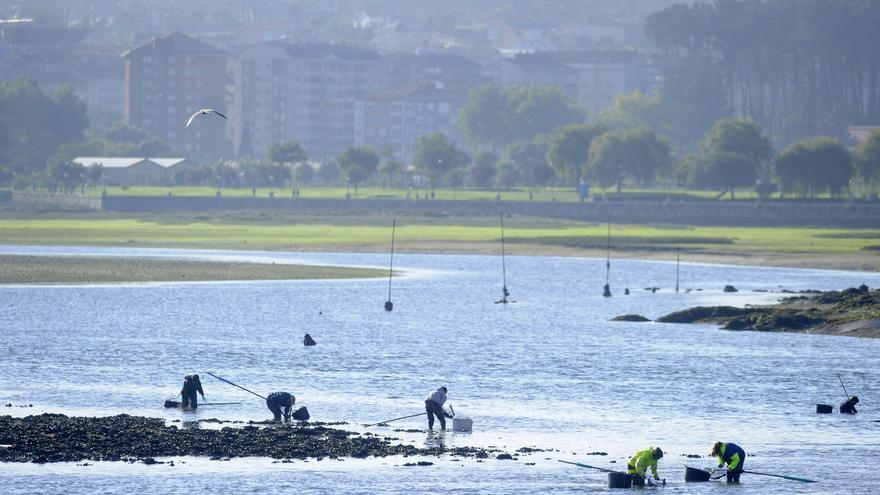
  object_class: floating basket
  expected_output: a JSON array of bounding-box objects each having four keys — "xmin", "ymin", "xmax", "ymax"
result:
[
  {"xmin": 816, "ymin": 404, "xmax": 833, "ymax": 414},
  {"xmin": 607, "ymin": 472, "xmax": 632, "ymax": 489},
  {"xmin": 685, "ymin": 466, "xmax": 712, "ymax": 482}
]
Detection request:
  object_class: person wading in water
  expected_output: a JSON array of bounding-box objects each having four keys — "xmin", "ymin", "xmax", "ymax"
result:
[
  {"xmin": 180, "ymin": 374, "xmax": 205, "ymax": 409},
  {"xmin": 424, "ymin": 386, "xmax": 452, "ymax": 431}
]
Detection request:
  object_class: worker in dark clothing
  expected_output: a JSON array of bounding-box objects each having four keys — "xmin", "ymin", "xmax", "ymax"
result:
[
  {"xmin": 840, "ymin": 396, "xmax": 859, "ymax": 414},
  {"xmin": 424, "ymin": 386, "xmax": 452, "ymax": 431},
  {"xmin": 711, "ymin": 441, "xmax": 745, "ymax": 483},
  {"xmin": 266, "ymin": 392, "xmax": 296, "ymax": 421},
  {"xmin": 180, "ymin": 374, "xmax": 205, "ymax": 409}
]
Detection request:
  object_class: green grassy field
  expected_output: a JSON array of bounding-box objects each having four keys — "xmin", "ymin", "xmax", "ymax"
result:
[{"xmin": 1, "ymin": 211, "xmax": 878, "ymax": 256}]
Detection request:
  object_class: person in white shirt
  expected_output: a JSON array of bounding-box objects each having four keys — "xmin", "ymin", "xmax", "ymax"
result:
[{"xmin": 424, "ymin": 386, "xmax": 451, "ymax": 430}]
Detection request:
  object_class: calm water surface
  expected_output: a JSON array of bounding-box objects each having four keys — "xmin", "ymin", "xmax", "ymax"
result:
[{"xmin": 1, "ymin": 245, "xmax": 879, "ymax": 494}]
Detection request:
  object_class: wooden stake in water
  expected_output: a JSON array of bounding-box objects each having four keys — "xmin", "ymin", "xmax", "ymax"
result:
[
  {"xmin": 385, "ymin": 219, "xmax": 396, "ymax": 311},
  {"xmin": 603, "ymin": 215, "xmax": 611, "ymax": 297}
]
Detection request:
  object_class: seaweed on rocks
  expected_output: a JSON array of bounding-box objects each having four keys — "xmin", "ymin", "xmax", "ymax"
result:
[
  {"xmin": 655, "ymin": 306, "xmax": 751, "ymax": 323},
  {"xmin": 0, "ymin": 414, "xmax": 507, "ymax": 463},
  {"xmin": 656, "ymin": 288, "xmax": 880, "ymax": 338},
  {"xmin": 610, "ymin": 314, "xmax": 651, "ymax": 322}
]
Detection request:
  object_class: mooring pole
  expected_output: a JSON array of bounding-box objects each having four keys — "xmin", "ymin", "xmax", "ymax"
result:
[
  {"xmin": 675, "ymin": 247, "xmax": 680, "ymax": 293},
  {"xmin": 603, "ymin": 215, "xmax": 611, "ymax": 297},
  {"xmin": 385, "ymin": 218, "xmax": 396, "ymax": 311},
  {"xmin": 500, "ymin": 212, "xmax": 508, "ymax": 303}
]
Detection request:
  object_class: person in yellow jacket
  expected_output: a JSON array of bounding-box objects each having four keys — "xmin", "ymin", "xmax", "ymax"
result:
[{"xmin": 627, "ymin": 446, "xmax": 663, "ymax": 481}]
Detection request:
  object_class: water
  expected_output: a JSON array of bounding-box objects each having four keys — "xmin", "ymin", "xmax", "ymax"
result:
[{"xmin": 1, "ymin": 245, "xmax": 879, "ymax": 493}]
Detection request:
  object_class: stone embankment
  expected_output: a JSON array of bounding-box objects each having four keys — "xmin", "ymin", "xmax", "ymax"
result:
[
  {"xmin": 7, "ymin": 192, "xmax": 880, "ymax": 227},
  {"xmin": 106, "ymin": 196, "xmax": 880, "ymax": 228}
]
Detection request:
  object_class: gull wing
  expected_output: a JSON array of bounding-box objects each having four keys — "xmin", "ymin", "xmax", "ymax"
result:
[{"xmin": 185, "ymin": 111, "xmax": 201, "ymax": 128}]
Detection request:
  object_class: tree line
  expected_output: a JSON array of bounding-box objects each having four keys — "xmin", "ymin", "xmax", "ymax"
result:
[
  {"xmin": 646, "ymin": 0, "xmax": 880, "ymax": 150},
  {"xmin": 2, "ymin": 75, "xmax": 879, "ymax": 198}
]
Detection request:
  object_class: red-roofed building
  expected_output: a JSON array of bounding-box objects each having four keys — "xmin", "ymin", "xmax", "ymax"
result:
[{"xmin": 123, "ymin": 32, "xmax": 228, "ymax": 159}]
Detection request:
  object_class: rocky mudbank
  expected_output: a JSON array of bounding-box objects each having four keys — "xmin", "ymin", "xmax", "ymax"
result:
[
  {"xmin": 0, "ymin": 414, "xmax": 501, "ymax": 463},
  {"xmin": 656, "ymin": 286, "xmax": 880, "ymax": 338}
]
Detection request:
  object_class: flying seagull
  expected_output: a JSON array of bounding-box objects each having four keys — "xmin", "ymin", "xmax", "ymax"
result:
[{"xmin": 186, "ymin": 108, "xmax": 228, "ymax": 127}]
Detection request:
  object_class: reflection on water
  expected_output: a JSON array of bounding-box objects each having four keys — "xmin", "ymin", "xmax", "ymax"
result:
[{"xmin": 2, "ymin": 245, "xmax": 880, "ymax": 494}]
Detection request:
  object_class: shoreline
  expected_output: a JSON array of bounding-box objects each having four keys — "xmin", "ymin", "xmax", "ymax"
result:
[
  {"xmin": 0, "ymin": 212, "xmax": 878, "ymax": 275},
  {"xmin": 0, "ymin": 246, "xmax": 877, "ymax": 286}
]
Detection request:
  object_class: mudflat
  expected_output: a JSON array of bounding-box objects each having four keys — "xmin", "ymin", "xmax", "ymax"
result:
[{"xmin": 0, "ymin": 255, "xmax": 386, "ymax": 284}]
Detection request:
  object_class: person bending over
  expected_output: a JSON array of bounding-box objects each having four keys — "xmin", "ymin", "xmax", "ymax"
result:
[
  {"xmin": 711, "ymin": 441, "xmax": 745, "ymax": 483},
  {"xmin": 424, "ymin": 386, "xmax": 452, "ymax": 431},
  {"xmin": 840, "ymin": 396, "xmax": 859, "ymax": 414},
  {"xmin": 627, "ymin": 447, "xmax": 663, "ymax": 482},
  {"xmin": 266, "ymin": 391, "xmax": 296, "ymax": 421}
]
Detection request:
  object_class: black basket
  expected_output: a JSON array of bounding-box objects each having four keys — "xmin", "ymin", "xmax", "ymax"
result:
[
  {"xmin": 685, "ymin": 466, "xmax": 712, "ymax": 482},
  {"xmin": 291, "ymin": 406, "xmax": 310, "ymax": 421},
  {"xmin": 607, "ymin": 472, "xmax": 632, "ymax": 489},
  {"xmin": 816, "ymin": 404, "xmax": 833, "ymax": 414}
]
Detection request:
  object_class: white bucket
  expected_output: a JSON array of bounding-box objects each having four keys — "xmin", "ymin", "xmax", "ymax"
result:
[{"xmin": 452, "ymin": 417, "xmax": 473, "ymax": 432}]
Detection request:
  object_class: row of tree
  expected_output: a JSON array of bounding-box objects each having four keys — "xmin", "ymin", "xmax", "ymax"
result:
[
  {"xmin": 646, "ymin": 0, "xmax": 880, "ymax": 150},
  {"xmin": 3, "ymin": 74, "xmax": 879, "ymax": 197},
  {"xmin": 0, "ymin": 77, "xmax": 180, "ymax": 189}
]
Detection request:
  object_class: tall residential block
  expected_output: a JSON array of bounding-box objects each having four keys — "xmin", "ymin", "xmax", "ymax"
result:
[
  {"xmin": 233, "ymin": 42, "xmax": 386, "ymax": 161},
  {"xmin": 354, "ymin": 84, "xmax": 468, "ymax": 164},
  {"xmin": 123, "ymin": 32, "xmax": 228, "ymax": 159}
]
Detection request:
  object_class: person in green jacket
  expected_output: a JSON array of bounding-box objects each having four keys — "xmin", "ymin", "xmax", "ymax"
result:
[
  {"xmin": 711, "ymin": 442, "xmax": 745, "ymax": 483},
  {"xmin": 627, "ymin": 446, "xmax": 663, "ymax": 481}
]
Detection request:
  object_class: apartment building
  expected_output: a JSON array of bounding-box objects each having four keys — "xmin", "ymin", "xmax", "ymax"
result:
[
  {"xmin": 354, "ymin": 84, "xmax": 468, "ymax": 164},
  {"xmin": 233, "ymin": 41, "xmax": 386, "ymax": 161},
  {"xmin": 551, "ymin": 49, "xmax": 643, "ymax": 118},
  {"xmin": 495, "ymin": 52, "xmax": 579, "ymax": 98},
  {"xmin": 495, "ymin": 49, "xmax": 645, "ymax": 118},
  {"xmin": 384, "ymin": 53, "xmax": 489, "ymax": 91},
  {"xmin": 123, "ymin": 32, "xmax": 228, "ymax": 159}
]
